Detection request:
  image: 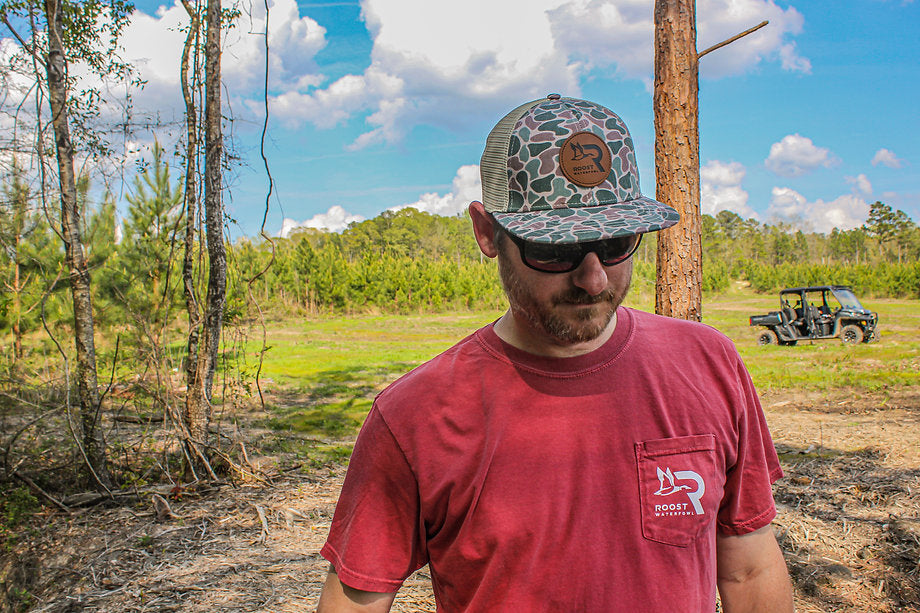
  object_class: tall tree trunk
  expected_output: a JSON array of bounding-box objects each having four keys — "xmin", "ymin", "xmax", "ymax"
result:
[
  {"xmin": 12, "ymin": 233, "xmax": 22, "ymax": 360},
  {"xmin": 185, "ymin": 0, "xmax": 226, "ymax": 475},
  {"xmin": 180, "ymin": 0, "xmax": 202, "ymax": 455},
  {"xmin": 43, "ymin": 0, "xmax": 113, "ymax": 489},
  {"xmin": 6, "ymin": 163, "xmax": 27, "ymax": 361},
  {"xmin": 653, "ymin": 0, "xmax": 703, "ymax": 322}
]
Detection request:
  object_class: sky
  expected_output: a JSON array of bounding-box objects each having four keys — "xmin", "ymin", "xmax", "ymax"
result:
[{"xmin": 9, "ymin": 0, "xmax": 919, "ymax": 238}]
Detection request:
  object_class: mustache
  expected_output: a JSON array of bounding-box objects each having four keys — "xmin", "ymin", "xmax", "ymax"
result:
[{"xmin": 553, "ymin": 288, "xmax": 617, "ymax": 306}]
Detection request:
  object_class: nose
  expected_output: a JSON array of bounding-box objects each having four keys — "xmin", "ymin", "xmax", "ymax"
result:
[{"xmin": 571, "ymin": 252, "xmax": 609, "ymax": 296}]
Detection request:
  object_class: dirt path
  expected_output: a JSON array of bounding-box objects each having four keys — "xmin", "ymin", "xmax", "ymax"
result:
[
  {"xmin": 764, "ymin": 389, "xmax": 920, "ymax": 612},
  {"xmin": 7, "ymin": 389, "xmax": 919, "ymax": 612}
]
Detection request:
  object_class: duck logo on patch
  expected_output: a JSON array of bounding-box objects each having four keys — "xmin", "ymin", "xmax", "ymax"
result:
[
  {"xmin": 653, "ymin": 466, "xmax": 706, "ymax": 516},
  {"xmin": 560, "ymin": 131, "xmax": 611, "ymax": 188}
]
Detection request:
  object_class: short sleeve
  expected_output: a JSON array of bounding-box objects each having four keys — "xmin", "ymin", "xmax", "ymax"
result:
[
  {"xmin": 716, "ymin": 357, "xmax": 784, "ymax": 536},
  {"xmin": 320, "ymin": 405, "xmax": 428, "ymax": 592}
]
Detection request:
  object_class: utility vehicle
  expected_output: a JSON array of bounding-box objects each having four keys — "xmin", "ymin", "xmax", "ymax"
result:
[{"xmin": 749, "ymin": 286, "xmax": 879, "ymax": 345}]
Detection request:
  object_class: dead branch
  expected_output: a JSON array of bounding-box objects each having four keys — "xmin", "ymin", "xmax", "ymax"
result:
[
  {"xmin": 60, "ymin": 480, "xmax": 229, "ymax": 508},
  {"xmin": 113, "ymin": 413, "xmax": 166, "ymax": 424},
  {"xmin": 97, "ymin": 335, "xmax": 121, "ymax": 407},
  {"xmin": 13, "ymin": 469, "xmax": 71, "ymax": 513},
  {"xmin": 39, "ymin": 275, "xmax": 113, "ymax": 496},
  {"xmin": 698, "ymin": 20, "xmax": 769, "ymax": 60},
  {"xmin": 254, "ymin": 503, "xmax": 270, "ymax": 543}
]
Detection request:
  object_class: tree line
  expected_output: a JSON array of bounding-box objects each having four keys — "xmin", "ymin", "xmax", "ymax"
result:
[
  {"xmin": 5, "ymin": 168, "xmax": 919, "ymax": 352},
  {"xmin": 699, "ymin": 204, "xmax": 920, "ymax": 295}
]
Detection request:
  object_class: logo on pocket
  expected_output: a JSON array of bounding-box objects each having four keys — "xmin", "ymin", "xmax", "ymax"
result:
[{"xmin": 652, "ymin": 466, "xmax": 706, "ymax": 516}]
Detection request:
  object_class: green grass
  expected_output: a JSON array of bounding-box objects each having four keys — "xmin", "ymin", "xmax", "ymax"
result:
[
  {"xmin": 251, "ymin": 288, "xmax": 918, "ymax": 447},
  {"xmin": 251, "ymin": 310, "xmax": 503, "ymax": 441},
  {"xmin": 252, "ymin": 311, "xmax": 504, "ymax": 386},
  {"xmin": 1, "ymin": 486, "xmax": 40, "ymax": 550},
  {"xmin": 702, "ymin": 286, "xmax": 920, "ymax": 392}
]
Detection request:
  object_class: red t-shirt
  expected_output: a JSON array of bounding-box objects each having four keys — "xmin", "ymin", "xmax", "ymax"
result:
[{"xmin": 321, "ymin": 307, "xmax": 782, "ymax": 612}]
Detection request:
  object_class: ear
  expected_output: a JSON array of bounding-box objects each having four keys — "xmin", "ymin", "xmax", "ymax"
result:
[{"xmin": 468, "ymin": 201, "xmax": 499, "ymax": 258}]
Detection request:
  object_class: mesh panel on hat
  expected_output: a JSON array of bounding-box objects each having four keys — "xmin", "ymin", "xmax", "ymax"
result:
[{"xmin": 480, "ymin": 99, "xmax": 542, "ymax": 214}]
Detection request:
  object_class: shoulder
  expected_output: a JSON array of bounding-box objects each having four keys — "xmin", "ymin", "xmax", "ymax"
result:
[
  {"xmin": 623, "ymin": 307, "xmax": 740, "ymax": 362},
  {"xmin": 627, "ymin": 307, "xmax": 733, "ymax": 342},
  {"xmin": 377, "ymin": 324, "xmax": 495, "ymax": 406}
]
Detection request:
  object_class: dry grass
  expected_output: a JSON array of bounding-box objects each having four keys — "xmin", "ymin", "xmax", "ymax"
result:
[{"xmin": 765, "ymin": 388, "xmax": 920, "ymax": 612}]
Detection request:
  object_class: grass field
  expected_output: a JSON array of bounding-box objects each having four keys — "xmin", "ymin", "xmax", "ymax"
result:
[{"xmin": 253, "ymin": 285, "xmax": 919, "ymax": 443}]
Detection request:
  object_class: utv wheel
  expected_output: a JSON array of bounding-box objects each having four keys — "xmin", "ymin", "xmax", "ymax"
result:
[
  {"xmin": 840, "ymin": 324, "xmax": 863, "ymax": 344},
  {"xmin": 757, "ymin": 330, "xmax": 778, "ymax": 345}
]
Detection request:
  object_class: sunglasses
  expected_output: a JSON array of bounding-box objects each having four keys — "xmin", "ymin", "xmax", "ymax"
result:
[{"xmin": 503, "ymin": 230, "xmax": 642, "ymax": 273}]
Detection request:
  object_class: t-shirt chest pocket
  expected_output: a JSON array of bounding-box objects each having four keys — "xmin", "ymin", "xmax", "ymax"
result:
[{"xmin": 635, "ymin": 434, "xmax": 720, "ymax": 547}]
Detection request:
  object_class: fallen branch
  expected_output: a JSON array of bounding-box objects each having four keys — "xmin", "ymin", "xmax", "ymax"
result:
[
  {"xmin": 113, "ymin": 414, "xmax": 166, "ymax": 424},
  {"xmin": 254, "ymin": 504, "xmax": 270, "ymax": 543},
  {"xmin": 60, "ymin": 480, "xmax": 229, "ymax": 508},
  {"xmin": 13, "ymin": 469, "xmax": 71, "ymax": 513}
]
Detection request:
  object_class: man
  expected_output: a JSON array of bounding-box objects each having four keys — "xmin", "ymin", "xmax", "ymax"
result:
[{"xmin": 317, "ymin": 95, "xmax": 793, "ymax": 612}]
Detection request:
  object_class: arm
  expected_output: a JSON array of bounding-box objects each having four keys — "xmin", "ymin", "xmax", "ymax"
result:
[
  {"xmin": 317, "ymin": 567, "xmax": 397, "ymax": 613},
  {"xmin": 716, "ymin": 525, "xmax": 794, "ymax": 613}
]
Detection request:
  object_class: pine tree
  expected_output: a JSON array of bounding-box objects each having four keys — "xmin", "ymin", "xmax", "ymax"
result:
[{"xmin": 117, "ymin": 142, "xmax": 184, "ymax": 333}]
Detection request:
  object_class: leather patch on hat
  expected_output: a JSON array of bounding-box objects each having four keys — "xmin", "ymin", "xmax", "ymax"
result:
[{"xmin": 560, "ymin": 131, "xmax": 612, "ymax": 188}]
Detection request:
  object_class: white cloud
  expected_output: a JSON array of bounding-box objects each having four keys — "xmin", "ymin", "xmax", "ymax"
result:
[
  {"xmin": 390, "ymin": 165, "xmax": 482, "ymax": 217},
  {"xmin": 271, "ymin": 0, "xmax": 579, "ymax": 145},
  {"xmin": 767, "ymin": 186, "xmax": 869, "ymax": 233},
  {"xmin": 120, "ymin": 0, "xmax": 326, "ymax": 117},
  {"xmin": 700, "ymin": 160, "xmax": 755, "ymax": 218},
  {"xmin": 845, "ymin": 173, "xmax": 872, "ymax": 198},
  {"xmin": 548, "ymin": 0, "xmax": 653, "ymax": 84},
  {"xmin": 765, "ymin": 134, "xmax": 837, "ymax": 177},
  {"xmin": 278, "ymin": 205, "xmax": 364, "ymax": 236},
  {"xmin": 0, "ymin": 0, "xmax": 329, "ymax": 177},
  {"xmin": 777, "ymin": 43, "xmax": 811, "ymax": 73},
  {"xmin": 269, "ymin": 0, "xmax": 809, "ymax": 147},
  {"xmin": 696, "ymin": 1, "xmax": 809, "ymax": 78},
  {"xmin": 871, "ymin": 148, "xmax": 904, "ymax": 169},
  {"xmin": 278, "ymin": 164, "xmax": 481, "ymax": 237},
  {"xmin": 550, "ymin": 0, "xmax": 808, "ymax": 85}
]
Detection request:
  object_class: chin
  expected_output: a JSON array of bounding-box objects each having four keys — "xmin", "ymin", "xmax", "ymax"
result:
[{"xmin": 543, "ymin": 306, "xmax": 617, "ymax": 345}]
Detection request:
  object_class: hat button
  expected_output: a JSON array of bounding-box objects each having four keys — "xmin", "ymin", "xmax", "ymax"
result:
[{"xmin": 547, "ymin": 93, "xmax": 561, "ymax": 100}]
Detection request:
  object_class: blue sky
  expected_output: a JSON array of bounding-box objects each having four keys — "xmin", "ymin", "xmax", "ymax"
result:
[{"xmin": 55, "ymin": 0, "xmax": 920, "ymax": 236}]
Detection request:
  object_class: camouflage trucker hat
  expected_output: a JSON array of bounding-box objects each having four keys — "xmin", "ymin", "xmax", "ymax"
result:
[{"xmin": 480, "ymin": 94, "xmax": 679, "ymax": 244}]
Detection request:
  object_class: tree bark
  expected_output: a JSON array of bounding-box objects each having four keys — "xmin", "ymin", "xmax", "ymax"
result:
[
  {"xmin": 11, "ymin": 202, "xmax": 23, "ymax": 360},
  {"xmin": 180, "ymin": 0, "xmax": 202, "ymax": 447},
  {"xmin": 185, "ymin": 0, "xmax": 226, "ymax": 473},
  {"xmin": 653, "ymin": 0, "xmax": 703, "ymax": 321},
  {"xmin": 43, "ymin": 0, "xmax": 113, "ymax": 489}
]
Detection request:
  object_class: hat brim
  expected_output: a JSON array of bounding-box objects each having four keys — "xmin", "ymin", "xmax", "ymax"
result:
[{"xmin": 493, "ymin": 196, "xmax": 680, "ymax": 244}]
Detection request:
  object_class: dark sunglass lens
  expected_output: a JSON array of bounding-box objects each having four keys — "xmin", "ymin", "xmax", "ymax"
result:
[
  {"xmin": 512, "ymin": 232, "xmax": 641, "ymax": 272},
  {"xmin": 597, "ymin": 235, "xmax": 640, "ymax": 265},
  {"xmin": 522, "ymin": 243, "xmax": 582, "ymax": 272}
]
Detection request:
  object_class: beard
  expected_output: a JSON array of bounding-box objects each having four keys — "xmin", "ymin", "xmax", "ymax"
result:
[{"xmin": 496, "ymin": 247, "xmax": 632, "ymax": 345}]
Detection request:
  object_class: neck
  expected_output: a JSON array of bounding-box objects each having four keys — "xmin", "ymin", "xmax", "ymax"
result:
[{"xmin": 493, "ymin": 309, "xmax": 619, "ymax": 358}]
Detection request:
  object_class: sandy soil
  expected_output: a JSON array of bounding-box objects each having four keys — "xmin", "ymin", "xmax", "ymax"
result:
[{"xmin": 4, "ymin": 388, "xmax": 919, "ymax": 612}]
